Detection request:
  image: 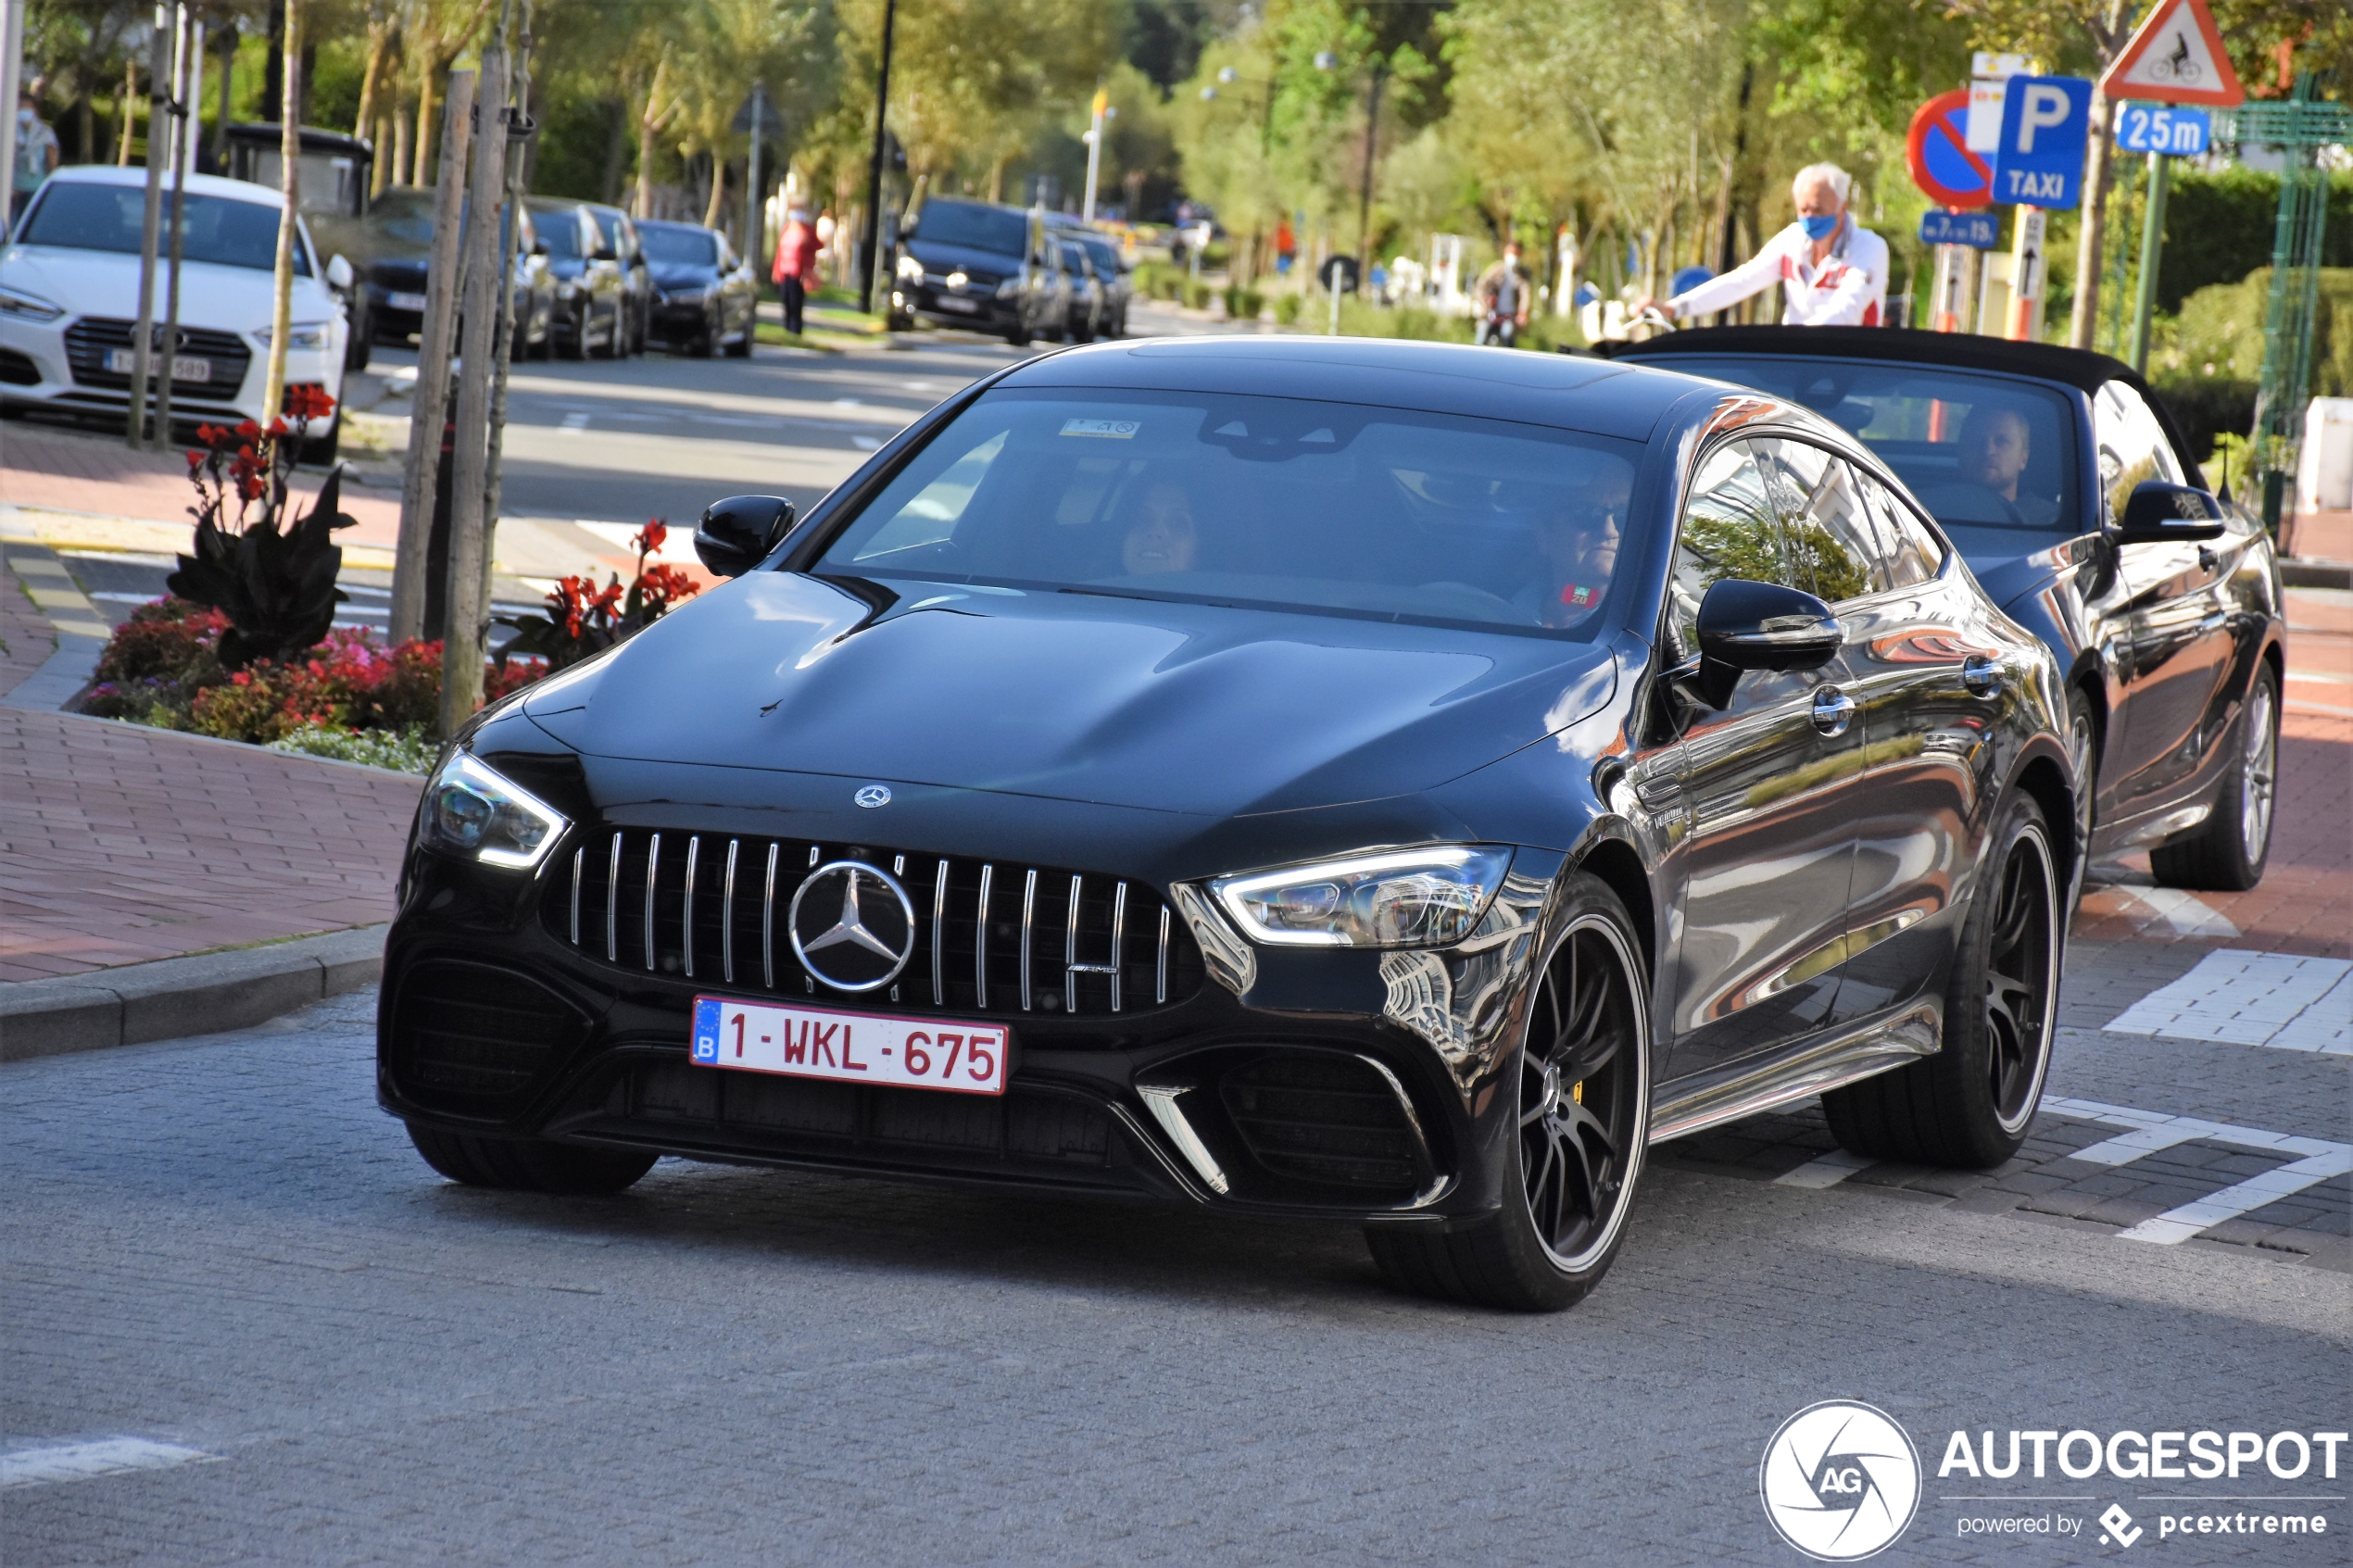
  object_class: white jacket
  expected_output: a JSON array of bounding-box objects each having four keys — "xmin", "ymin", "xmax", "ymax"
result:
[{"xmin": 1667, "ymin": 217, "xmax": 1889, "ymax": 328}]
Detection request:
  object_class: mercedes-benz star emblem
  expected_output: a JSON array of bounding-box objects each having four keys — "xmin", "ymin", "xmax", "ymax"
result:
[
  {"xmin": 854, "ymin": 784, "xmax": 892, "ymax": 809},
  {"xmin": 788, "ymin": 860, "xmax": 916, "ymax": 992}
]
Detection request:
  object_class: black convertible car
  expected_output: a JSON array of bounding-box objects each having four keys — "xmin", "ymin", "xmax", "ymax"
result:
[
  {"xmin": 383, "ymin": 338, "xmax": 2090, "ymax": 1311},
  {"xmin": 1611, "ymin": 328, "xmax": 2285, "ymax": 893}
]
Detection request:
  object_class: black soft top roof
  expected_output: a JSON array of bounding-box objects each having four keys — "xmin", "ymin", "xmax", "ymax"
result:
[{"xmin": 1600, "ymin": 324, "xmax": 2202, "ymax": 476}]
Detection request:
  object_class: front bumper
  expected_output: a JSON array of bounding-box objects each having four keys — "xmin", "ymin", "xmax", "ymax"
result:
[
  {"xmin": 897, "ymin": 281, "xmax": 1017, "ymax": 332},
  {"xmin": 380, "ymin": 821, "xmax": 1558, "ymax": 1224},
  {"xmin": 0, "ymin": 311, "xmax": 341, "ymax": 431}
]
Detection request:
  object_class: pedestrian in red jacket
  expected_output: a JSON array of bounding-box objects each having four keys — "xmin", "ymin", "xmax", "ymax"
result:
[{"xmin": 774, "ymin": 209, "xmax": 819, "ymax": 336}]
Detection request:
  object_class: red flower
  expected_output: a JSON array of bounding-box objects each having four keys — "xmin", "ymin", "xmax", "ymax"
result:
[
  {"xmin": 633, "ymin": 520, "xmax": 668, "ymax": 557},
  {"xmin": 235, "ymin": 420, "xmax": 261, "ymax": 441},
  {"xmin": 283, "ymin": 383, "xmax": 336, "ymax": 422},
  {"xmin": 265, "ymin": 415, "xmax": 288, "ymax": 439},
  {"xmin": 186, "ymin": 450, "xmax": 205, "ymax": 470}
]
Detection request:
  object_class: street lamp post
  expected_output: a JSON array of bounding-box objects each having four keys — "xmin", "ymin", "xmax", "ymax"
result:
[{"xmin": 1081, "ymin": 86, "xmax": 1108, "ymax": 222}]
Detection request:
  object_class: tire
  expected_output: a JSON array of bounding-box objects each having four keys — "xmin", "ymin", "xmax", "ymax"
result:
[
  {"xmin": 407, "ymin": 1123, "xmax": 657, "ymax": 1196},
  {"xmin": 559, "ymin": 304, "xmax": 587, "ymax": 360},
  {"xmin": 724, "ymin": 320, "xmax": 753, "ymax": 358},
  {"xmin": 593, "ymin": 303, "xmax": 623, "ymax": 359},
  {"xmin": 1823, "ymin": 792, "xmax": 2059, "ymax": 1168},
  {"xmin": 345, "ymin": 309, "xmax": 372, "ymax": 371},
  {"xmin": 2151, "ymin": 663, "xmax": 2277, "ymax": 892},
  {"xmin": 297, "ymin": 408, "xmax": 342, "ymax": 468},
  {"xmin": 1365, "ymin": 872, "xmax": 1650, "ymax": 1312},
  {"xmin": 693, "ymin": 312, "xmax": 719, "ymax": 358}
]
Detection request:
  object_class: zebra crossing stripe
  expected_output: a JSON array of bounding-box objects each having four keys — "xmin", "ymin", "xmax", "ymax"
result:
[
  {"xmin": 0, "ymin": 1438, "xmax": 215, "ymax": 1489},
  {"xmin": 2118, "ymin": 1148, "xmax": 2353, "ymax": 1245},
  {"xmin": 2045, "ymin": 1098, "xmax": 2352, "ymax": 1245}
]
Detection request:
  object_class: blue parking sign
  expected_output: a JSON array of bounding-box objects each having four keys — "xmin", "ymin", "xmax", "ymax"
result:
[{"xmin": 1992, "ymin": 75, "xmax": 2093, "ymax": 209}]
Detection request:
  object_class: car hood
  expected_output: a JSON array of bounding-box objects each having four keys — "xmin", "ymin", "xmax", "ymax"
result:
[
  {"xmin": 522, "ymin": 571, "xmax": 1618, "ymax": 820},
  {"xmin": 906, "ymin": 239, "xmax": 1019, "ymax": 279},
  {"xmin": 2, "ymin": 245, "xmax": 338, "ymax": 326},
  {"xmin": 648, "ymin": 263, "xmax": 720, "ymax": 291}
]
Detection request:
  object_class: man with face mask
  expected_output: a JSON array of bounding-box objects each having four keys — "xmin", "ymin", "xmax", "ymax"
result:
[{"xmin": 1637, "ymin": 164, "xmax": 1887, "ymax": 328}]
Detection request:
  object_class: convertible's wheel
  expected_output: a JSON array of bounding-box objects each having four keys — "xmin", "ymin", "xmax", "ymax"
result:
[
  {"xmin": 2152, "ymin": 664, "xmax": 2276, "ymax": 892},
  {"xmin": 1365, "ymin": 873, "xmax": 1648, "ymax": 1311},
  {"xmin": 1823, "ymin": 793, "xmax": 2058, "ymax": 1167},
  {"xmin": 407, "ymin": 1123, "xmax": 657, "ymax": 1196}
]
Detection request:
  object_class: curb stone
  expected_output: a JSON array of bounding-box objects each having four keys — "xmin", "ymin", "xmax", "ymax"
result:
[{"xmin": 0, "ymin": 924, "xmax": 390, "ymax": 1061}]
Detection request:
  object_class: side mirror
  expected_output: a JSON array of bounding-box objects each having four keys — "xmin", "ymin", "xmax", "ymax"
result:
[
  {"xmin": 326, "ymin": 253, "xmax": 355, "ymax": 290},
  {"xmin": 1683, "ymin": 578, "xmax": 1843, "ymax": 708},
  {"xmin": 532, "ymin": 239, "xmax": 549, "ymax": 256},
  {"xmin": 2115, "ymin": 480, "xmax": 2226, "ymax": 544},
  {"xmin": 695, "ymin": 495, "xmax": 797, "ymax": 577}
]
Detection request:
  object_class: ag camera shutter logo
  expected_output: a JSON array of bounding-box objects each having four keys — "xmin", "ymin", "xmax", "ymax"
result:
[{"xmin": 1761, "ymin": 1400, "xmax": 1922, "ymax": 1560}]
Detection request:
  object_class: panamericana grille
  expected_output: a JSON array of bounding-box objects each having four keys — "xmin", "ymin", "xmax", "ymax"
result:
[
  {"xmin": 63, "ymin": 316, "xmax": 253, "ymax": 393},
  {"xmin": 547, "ymin": 828, "xmax": 1205, "ymax": 1017},
  {"xmin": 388, "ymin": 960, "xmax": 587, "ymax": 1117},
  {"xmin": 1220, "ymin": 1054, "xmax": 1424, "ymax": 1194}
]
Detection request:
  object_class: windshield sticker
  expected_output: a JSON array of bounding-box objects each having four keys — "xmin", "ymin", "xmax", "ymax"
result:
[{"xmin": 1061, "ymin": 419, "xmax": 1140, "ymax": 439}]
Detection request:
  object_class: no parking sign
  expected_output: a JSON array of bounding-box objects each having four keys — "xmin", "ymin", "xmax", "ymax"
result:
[{"xmin": 1906, "ymin": 89, "xmax": 1992, "ymax": 209}]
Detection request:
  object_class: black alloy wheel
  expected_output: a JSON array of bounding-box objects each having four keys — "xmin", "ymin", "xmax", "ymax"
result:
[
  {"xmin": 2152, "ymin": 663, "xmax": 2277, "ymax": 892},
  {"xmin": 1365, "ymin": 872, "xmax": 1649, "ymax": 1312},
  {"xmin": 1823, "ymin": 792, "xmax": 2059, "ymax": 1167},
  {"xmin": 559, "ymin": 301, "xmax": 589, "ymax": 360}
]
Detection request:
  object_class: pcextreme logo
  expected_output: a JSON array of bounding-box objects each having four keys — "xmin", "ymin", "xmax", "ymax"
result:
[{"xmin": 1760, "ymin": 1400, "xmax": 1923, "ymax": 1561}]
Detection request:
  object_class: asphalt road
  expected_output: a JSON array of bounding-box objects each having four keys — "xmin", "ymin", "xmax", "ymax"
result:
[{"xmin": 4, "ymin": 924, "xmax": 2344, "ymax": 1565}]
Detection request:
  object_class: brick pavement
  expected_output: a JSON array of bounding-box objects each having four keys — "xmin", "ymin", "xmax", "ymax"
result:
[
  {"xmin": 0, "ymin": 552, "xmax": 53, "ymax": 697},
  {"xmin": 0, "ymin": 709, "xmax": 418, "ymax": 982},
  {"xmin": 0, "ymin": 423, "xmax": 402, "ymax": 552}
]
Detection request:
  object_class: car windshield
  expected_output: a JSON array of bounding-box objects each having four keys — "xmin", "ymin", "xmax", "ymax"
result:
[
  {"xmin": 535, "ymin": 208, "xmax": 583, "ymax": 259},
  {"xmin": 1081, "ymin": 238, "xmax": 1122, "ymax": 274},
  {"xmin": 639, "ymin": 226, "xmax": 715, "ymax": 266},
  {"xmin": 367, "ymin": 190, "xmax": 435, "ymax": 246},
  {"xmin": 816, "ymin": 389, "xmax": 1643, "ymax": 636},
  {"xmin": 20, "ymin": 182, "xmax": 311, "ymax": 275},
  {"xmin": 1645, "ymin": 356, "xmax": 2081, "ymax": 553},
  {"xmin": 913, "ymin": 202, "xmax": 1027, "ymax": 257}
]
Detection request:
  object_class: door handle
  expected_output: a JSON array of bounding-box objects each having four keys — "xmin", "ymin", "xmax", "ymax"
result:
[
  {"xmin": 1962, "ymin": 655, "xmax": 2003, "ymax": 697},
  {"xmin": 1810, "ymin": 687, "xmax": 1856, "ymax": 737}
]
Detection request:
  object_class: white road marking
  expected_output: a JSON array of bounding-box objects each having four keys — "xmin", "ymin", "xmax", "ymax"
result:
[
  {"xmin": 1, "ymin": 1437, "xmax": 216, "ymax": 1489},
  {"xmin": 851, "ymin": 435, "xmax": 882, "ymax": 451},
  {"xmin": 832, "ymin": 397, "xmax": 862, "ymax": 408},
  {"xmin": 2105, "ymin": 949, "xmax": 2353, "ymax": 1053},
  {"xmin": 1774, "ymin": 1148, "xmax": 1877, "ymax": 1188},
  {"xmin": 2285, "ymin": 669, "xmax": 2353, "ymax": 684},
  {"xmin": 2044, "ymin": 1097, "xmax": 2351, "ymax": 1244},
  {"xmin": 560, "ymin": 412, "xmax": 591, "ymax": 432},
  {"xmin": 2106, "ymin": 884, "xmax": 2239, "ymax": 939},
  {"xmin": 2119, "ymin": 1148, "xmax": 2353, "ymax": 1244}
]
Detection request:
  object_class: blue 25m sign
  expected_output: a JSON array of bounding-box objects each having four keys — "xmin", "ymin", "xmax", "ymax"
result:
[{"xmin": 1993, "ymin": 75, "xmax": 2093, "ymax": 209}]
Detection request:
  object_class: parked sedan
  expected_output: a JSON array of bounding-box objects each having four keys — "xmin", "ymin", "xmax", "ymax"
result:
[
  {"xmin": 0, "ymin": 166, "xmax": 346, "ymax": 458},
  {"xmin": 525, "ymin": 197, "xmax": 626, "ymax": 359},
  {"xmin": 637, "ymin": 219, "xmax": 755, "ymax": 358},
  {"xmin": 356, "ymin": 188, "xmax": 554, "ymax": 359},
  {"xmin": 1612, "ymin": 327, "xmax": 2286, "ymax": 893},
  {"xmin": 585, "ymin": 202, "xmax": 652, "ymax": 356},
  {"xmin": 891, "ymin": 196, "xmax": 1067, "ymax": 345},
  {"xmin": 380, "ymin": 338, "xmax": 2079, "ymax": 1311},
  {"xmin": 1053, "ymin": 234, "xmax": 1106, "ymax": 343},
  {"xmin": 1046, "ymin": 218, "xmax": 1132, "ymax": 338}
]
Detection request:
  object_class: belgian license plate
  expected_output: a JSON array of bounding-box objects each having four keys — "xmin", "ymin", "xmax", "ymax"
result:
[
  {"xmin": 691, "ymin": 997, "xmax": 1008, "ymax": 1096},
  {"xmin": 389, "ymin": 291, "xmax": 429, "ymax": 311},
  {"xmin": 104, "ymin": 348, "xmax": 210, "ymax": 382},
  {"xmin": 934, "ymin": 295, "xmax": 979, "ymax": 313}
]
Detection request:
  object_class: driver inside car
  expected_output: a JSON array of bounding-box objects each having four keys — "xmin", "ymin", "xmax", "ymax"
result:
[
  {"xmin": 1942, "ymin": 403, "xmax": 2058, "ymax": 528},
  {"xmin": 1516, "ymin": 469, "xmax": 1629, "ymax": 628},
  {"xmin": 1120, "ymin": 481, "xmax": 1202, "ymax": 576}
]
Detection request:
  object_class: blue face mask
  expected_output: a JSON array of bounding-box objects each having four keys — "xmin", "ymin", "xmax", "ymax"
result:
[{"xmin": 1800, "ymin": 213, "xmax": 1841, "ymax": 242}]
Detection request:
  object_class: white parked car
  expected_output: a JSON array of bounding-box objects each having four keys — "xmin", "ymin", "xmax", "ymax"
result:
[{"xmin": 0, "ymin": 166, "xmax": 350, "ymax": 460}]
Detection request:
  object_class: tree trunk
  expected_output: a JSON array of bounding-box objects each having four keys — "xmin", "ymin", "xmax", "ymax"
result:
[
  {"xmin": 987, "ymin": 154, "xmax": 1007, "ymax": 204},
  {"xmin": 391, "ymin": 96, "xmax": 411, "ymax": 186},
  {"xmin": 2069, "ymin": 88, "xmax": 2116, "ymax": 349},
  {"xmin": 354, "ymin": 13, "xmax": 394, "ymax": 144},
  {"xmin": 702, "ymin": 154, "xmax": 727, "ymax": 231},
  {"xmin": 600, "ymin": 96, "xmax": 627, "ymax": 205},
  {"xmin": 416, "ymin": 67, "xmax": 438, "ymax": 189},
  {"xmin": 117, "ymin": 56, "xmax": 135, "ymax": 165}
]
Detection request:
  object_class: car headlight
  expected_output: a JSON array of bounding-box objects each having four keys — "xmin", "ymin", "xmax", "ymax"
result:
[
  {"xmin": 897, "ymin": 254, "xmax": 925, "ymax": 281},
  {"xmin": 419, "ymin": 752, "xmax": 569, "ymax": 871},
  {"xmin": 558, "ymin": 281, "xmax": 579, "ymax": 299},
  {"xmin": 254, "ymin": 320, "xmax": 333, "ymax": 350},
  {"xmin": 1209, "ymin": 846, "xmax": 1513, "ymax": 948},
  {"xmin": 945, "ymin": 270, "xmax": 969, "ymax": 291},
  {"xmin": 0, "ymin": 283, "xmax": 66, "ymax": 321}
]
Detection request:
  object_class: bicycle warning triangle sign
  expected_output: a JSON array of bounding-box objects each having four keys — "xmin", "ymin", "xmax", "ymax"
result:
[{"xmin": 2100, "ymin": 0, "xmax": 2245, "ymax": 107}]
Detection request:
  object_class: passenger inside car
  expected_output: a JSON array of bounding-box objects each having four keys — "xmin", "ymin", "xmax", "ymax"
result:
[{"xmin": 1120, "ymin": 482, "xmax": 1200, "ymax": 575}]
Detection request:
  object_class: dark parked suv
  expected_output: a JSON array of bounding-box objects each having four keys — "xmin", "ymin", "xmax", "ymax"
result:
[
  {"xmin": 356, "ymin": 188, "xmax": 554, "ymax": 359},
  {"xmin": 585, "ymin": 203, "xmax": 652, "ymax": 357},
  {"xmin": 892, "ymin": 197, "xmax": 1066, "ymax": 345},
  {"xmin": 526, "ymin": 197, "xmax": 627, "ymax": 359},
  {"xmin": 637, "ymin": 219, "xmax": 756, "ymax": 358}
]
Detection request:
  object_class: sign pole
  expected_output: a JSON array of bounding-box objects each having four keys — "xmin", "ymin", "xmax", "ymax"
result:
[
  {"xmin": 2007, "ymin": 206, "xmax": 2046, "ymax": 341},
  {"xmin": 2128, "ymin": 150, "xmax": 2170, "ymax": 373}
]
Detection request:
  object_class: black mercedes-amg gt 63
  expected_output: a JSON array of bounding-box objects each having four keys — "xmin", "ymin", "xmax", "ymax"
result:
[
  {"xmin": 1610, "ymin": 328, "xmax": 2287, "ymax": 896},
  {"xmin": 382, "ymin": 337, "xmax": 2097, "ymax": 1311}
]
